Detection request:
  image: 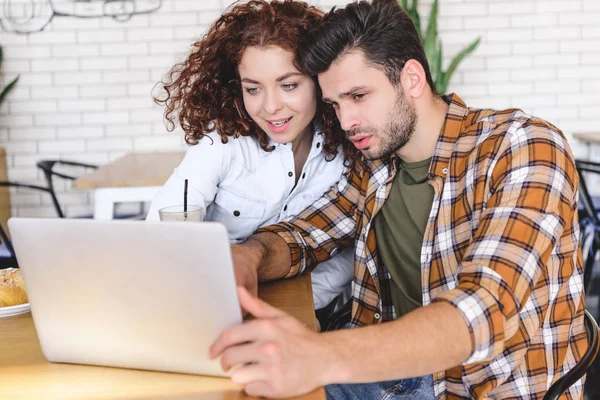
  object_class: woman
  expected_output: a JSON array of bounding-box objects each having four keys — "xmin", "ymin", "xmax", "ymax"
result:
[{"xmin": 147, "ymin": 0, "xmax": 358, "ymax": 320}]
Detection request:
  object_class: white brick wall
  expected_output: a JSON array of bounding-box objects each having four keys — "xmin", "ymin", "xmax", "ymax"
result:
[{"xmin": 1, "ymin": 0, "xmax": 599, "ymax": 218}]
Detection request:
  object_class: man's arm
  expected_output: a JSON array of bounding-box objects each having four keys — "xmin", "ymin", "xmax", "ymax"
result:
[
  {"xmin": 233, "ymin": 162, "xmax": 364, "ymax": 292},
  {"xmin": 433, "ymin": 122, "xmax": 580, "ymax": 365},
  {"xmin": 323, "ymin": 301, "xmax": 472, "ymax": 383},
  {"xmin": 231, "ymin": 232, "xmax": 292, "ymax": 296},
  {"xmin": 210, "ymin": 288, "xmax": 472, "ymax": 398}
]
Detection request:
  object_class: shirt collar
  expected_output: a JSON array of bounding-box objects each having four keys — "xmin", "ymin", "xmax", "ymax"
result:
[
  {"xmin": 366, "ymin": 93, "xmax": 468, "ymax": 179},
  {"xmin": 429, "ymin": 93, "xmax": 469, "ymax": 179}
]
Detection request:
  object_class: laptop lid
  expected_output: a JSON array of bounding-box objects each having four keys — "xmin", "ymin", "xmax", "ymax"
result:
[{"xmin": 8, "ymin": 217, "xmax": 241, "ymax": 377}]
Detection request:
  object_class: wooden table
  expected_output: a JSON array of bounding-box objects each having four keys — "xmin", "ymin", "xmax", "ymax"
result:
[
  {"xmin": 0, "ymin": 274, "xmax": 325, "ymax": 400},
  {"xmin": 73, "ymin": 152, "xmax": 185, "ymax": 220}
]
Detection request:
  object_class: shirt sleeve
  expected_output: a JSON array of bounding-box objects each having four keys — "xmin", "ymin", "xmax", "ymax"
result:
[
  {"xmin": 432, "ymin": 122, "xmax": 579, "ymax": 364},
  {"xmin": 256, "ymin": 160, "xmax": 364, "ymax": 278},
  {"xmin": 146, "ymin": 133, "xmax": 233, "ymax": 220}
]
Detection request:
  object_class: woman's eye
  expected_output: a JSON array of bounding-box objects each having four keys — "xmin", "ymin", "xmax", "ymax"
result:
[
  {"xmin": 282, "ymin": 83, "xmax": 297, "ymax": 91},
  {"xmin": 245, "ymin": 87, "xmax": 260, "ymax": 95}
]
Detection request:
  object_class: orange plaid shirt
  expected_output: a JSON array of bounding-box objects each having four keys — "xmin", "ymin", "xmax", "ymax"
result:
[{"xmin": 258, "ymin": 94, "xmax": 587, "ymax": 399}]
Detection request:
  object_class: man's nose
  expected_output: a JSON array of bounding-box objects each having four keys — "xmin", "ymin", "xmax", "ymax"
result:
[{"xmin": 337, "ymin": 106, "xmax": 360, "ymax": 132}]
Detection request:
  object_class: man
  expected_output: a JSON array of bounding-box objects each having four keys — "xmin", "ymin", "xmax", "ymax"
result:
[{"xmin": 209, "ymin": 0, "xmax": 587, "ymax": 399}]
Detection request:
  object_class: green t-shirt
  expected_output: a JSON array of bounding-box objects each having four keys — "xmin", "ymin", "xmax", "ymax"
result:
[{"xmin": 373, "ymin": 157, "xmax": 434, "ymax": 318}]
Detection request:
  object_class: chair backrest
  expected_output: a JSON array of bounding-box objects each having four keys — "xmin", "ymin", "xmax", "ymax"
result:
[
  {"xmin": 575, "ymin": 160, "xmax": 600, "ymax": 292},
  {"xmin": 543, "ymin": 310, "xmax": 600, "ymax": 400},
  {"xmin": 0, "ymin": 180, "xmax": 57, "ymax": 216},
  {"xmin": 580, "ymin": 217, "xmax": 599, "ymax": 291},
  {"xmin": 576, "ymin": 160, "xmax": 600, "ymax": 225},
  {"xmin": 0, "ymin": 220, "xmax": 17, "ymax": 268},
  {"xmin": 36, "ymin": 160, "xmax": 98, "ymax": 218},
  {"xmin": 0, "ymin": 180, "xmax": 57, "ymax": 268}
]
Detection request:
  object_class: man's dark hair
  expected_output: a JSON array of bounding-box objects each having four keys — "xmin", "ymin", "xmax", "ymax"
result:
[{"xmin": 297, "ymin": 0, "xmax": 436, "ymax": 93}]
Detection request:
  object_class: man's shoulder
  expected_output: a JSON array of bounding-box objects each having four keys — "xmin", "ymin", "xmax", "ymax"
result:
[
  {"xmin": 462, "ymin": 107, "xmax": 565, "ymax": 150},
  {"xmin": 468, "ymin": 107, "xmax": 562, "ymax": 135}
]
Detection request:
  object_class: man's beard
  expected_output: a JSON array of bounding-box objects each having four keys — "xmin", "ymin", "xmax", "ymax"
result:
[{"xmin": 348, "ymin": 90, "xmax": 417, "ymax": 160}]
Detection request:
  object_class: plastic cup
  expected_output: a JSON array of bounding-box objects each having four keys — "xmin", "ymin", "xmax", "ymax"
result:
[{"xmin": 158, "ymin": 205, "xmax": 204, "ymax": 222}]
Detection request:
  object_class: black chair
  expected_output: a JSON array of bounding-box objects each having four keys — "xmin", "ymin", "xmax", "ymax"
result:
[
  {"xmin": 576, "ymin": 160, "xmax": 600, "ymax": 222},
  {"xmin": 575, "ymin": 160, "xmax": 600, "ymax": 292},
  {"xmin": 0, "ymin": 222, "xmax": 17, "ymax": 269},
  {"xmin": 36, "ymin": 159, "xmax": 144, "ymax": 219},
  {"xmin": 580, "ymin": 216, "xmax": 600, "ymax": 293},
  {"xmin": 543, "ymin": 310, "xmax": 600, "ymax": 400},
  {"xmin": 1, "ymin": 159, "xmax": 148, "ymax": 267},
  {"xmin": 36, "ymin": 159, "xmax": 98, "ymax": 218},
  {"xmin": 0, "ymin": 181, "xmax": 55, "ymax": 269}
]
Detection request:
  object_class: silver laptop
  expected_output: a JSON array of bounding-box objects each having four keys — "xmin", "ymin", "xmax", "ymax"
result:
[{"xmin": 7, "ymin": 217, "xmax": 242, "ymax": 377}]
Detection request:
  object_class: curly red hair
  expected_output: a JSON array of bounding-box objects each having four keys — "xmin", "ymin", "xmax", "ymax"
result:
[{"xmin": 154, "ymin": 0, "xmax": 359, "ymax": 163}]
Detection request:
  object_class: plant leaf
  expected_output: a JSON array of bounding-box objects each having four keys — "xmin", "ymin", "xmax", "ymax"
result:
[
  {"xmin": 443, "ymin": 37, "xmax": 480, "ymax": 90},
  {"xmin": 0, "ymin": 75, "xmax": 19, "ymax": 107},
  {"xmin": 405, "ymin": 0, "xmax": 422, "ymax": 40},
  {"xmin": 397, "ymin": 1, "xmax": 479, "ymax": 93},
  {"xmin": 428, "ymin": 39, "xmax": 440, "ymax": 85},
  {"xmin": 438, "ymin": 72, "xmax": 448, "ymax": 95},
  {"xmin": 410, "ymin": 0, "xmax": 419, "ymax": 15},
  {"xmin": 0, "ymin": 45, "xmax": 3, "ymax": 66},
  {"xmin": 423, "ymin": 0, "xmax": 438, "ymax": 67},
  {"xmin": 435, "ymin": 41, "xmax": 444, "ymax": 93}
]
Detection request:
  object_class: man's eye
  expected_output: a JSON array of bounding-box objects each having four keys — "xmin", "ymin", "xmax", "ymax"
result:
[
  {"xmin": 245, "ymin": 87, "xmax": 260, "ymax": 94},
  {"xmin": 353, "ymin": 93, "xmax": 365, "ymax": 101}
]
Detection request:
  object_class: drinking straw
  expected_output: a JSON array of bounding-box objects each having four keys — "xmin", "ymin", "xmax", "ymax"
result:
[{"xmin": 184, "ymin": 179, "xmax": 188, "ymax": 220}]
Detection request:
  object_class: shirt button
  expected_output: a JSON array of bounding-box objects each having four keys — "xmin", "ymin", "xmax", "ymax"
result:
[
  {"xmin": 288, "ymin": 171, "xmax": 293, "ymax": 177},
  {"xmin": 442, "ymin": 168, "xmax": 448, "ymax": 175},
  {"xmin": 374, "ymin": 313, "xmax": 381, "ymax": 320},
  {"xmin": 302, "ymin": 172, "xmax": 306, "ymax": 179},
  {"xmin": 283, "ymin": 205, "xmax": 288, "ymax": 211},
  {"xmin": 233, "ymin": 210, "xmax": 240, "ymax": 217},
  {"xmin": 316, "ymin": 142, "xmax": 321, "ymax": 148}
]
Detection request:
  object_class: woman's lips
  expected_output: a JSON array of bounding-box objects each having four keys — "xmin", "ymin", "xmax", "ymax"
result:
[{"xmin": 266, "ymin": 117, "xmax": 292, "ymax": 134}]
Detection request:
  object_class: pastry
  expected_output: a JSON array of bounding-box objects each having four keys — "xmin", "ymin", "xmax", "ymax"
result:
[{"xmin": 0, "ymin": 268, "xmax": 28, "ymax": 307}]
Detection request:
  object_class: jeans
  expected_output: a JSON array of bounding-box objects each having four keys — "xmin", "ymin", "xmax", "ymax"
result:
[{"xmin": 326, "ymin": 374, "xmax": 435, "ymax": 400}]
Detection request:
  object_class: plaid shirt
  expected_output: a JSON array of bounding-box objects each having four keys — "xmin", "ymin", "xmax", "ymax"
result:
[{"xmin": 257, "ymin": 94, "xmax": 587, "ymax": 399}]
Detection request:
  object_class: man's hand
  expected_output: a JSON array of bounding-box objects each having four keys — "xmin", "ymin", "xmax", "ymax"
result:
[{"xmin": 209, "ymin": 287, "xmax": 335, "ymax": 398}]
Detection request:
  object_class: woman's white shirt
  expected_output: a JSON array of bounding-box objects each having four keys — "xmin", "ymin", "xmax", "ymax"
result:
[{"xmin": 146, "ymin": 131, "xmax": 354, "ymax": 310}]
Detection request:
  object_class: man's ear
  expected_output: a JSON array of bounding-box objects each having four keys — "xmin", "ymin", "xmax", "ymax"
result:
[{"xmin": 401, "ymin": 59, "xmax": 427, "ymax": 99}]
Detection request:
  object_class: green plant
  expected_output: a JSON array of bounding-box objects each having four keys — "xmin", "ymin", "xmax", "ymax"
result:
[
  {"xmin": 0, "ymin": 45, "xmax": 19, "ymax": 107},
  {"xmin": 399, "ymin": 0, "xmax": 480, "ymax": 94}
]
